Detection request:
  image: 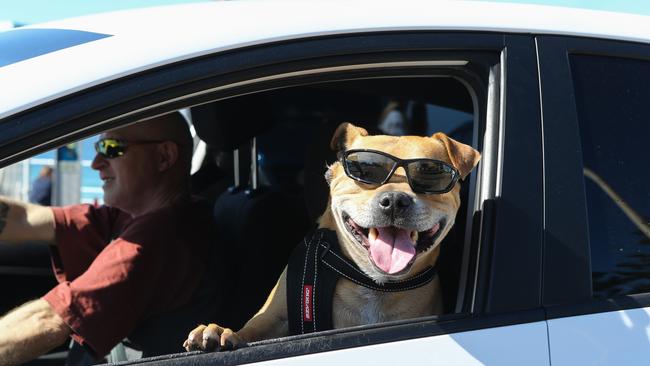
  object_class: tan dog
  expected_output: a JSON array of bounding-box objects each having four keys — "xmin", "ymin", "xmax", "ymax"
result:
[{"xmin": 184, "ymin": 122, "xmax": 480, "ymax": 351}]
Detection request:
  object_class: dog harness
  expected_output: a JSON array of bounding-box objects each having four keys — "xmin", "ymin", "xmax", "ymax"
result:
[{"xmin": 287, "ymin": 228, "xmax": 438, "ymax": 335}]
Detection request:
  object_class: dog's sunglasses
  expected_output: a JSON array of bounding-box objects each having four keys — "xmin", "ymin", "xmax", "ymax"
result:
[
  {"xmin": 94, "ymin": 138, "xmax": 165, "ymax": 159},
  {"xmin": 340, "ymin": 149, "xmax": 460, "ymax": 194}
]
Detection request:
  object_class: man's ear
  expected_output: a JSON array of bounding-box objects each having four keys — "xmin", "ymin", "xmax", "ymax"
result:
[
  {"xmin": 432, "ymin": 132, "xmax": 481, "ymax": 179},
  {"xmin": 156, "ymin": 141, "xmax": 179, "ymax": 172},
  {"xmin": 330, "ymin": 122, "xmax": 368, "ymax": 152}
]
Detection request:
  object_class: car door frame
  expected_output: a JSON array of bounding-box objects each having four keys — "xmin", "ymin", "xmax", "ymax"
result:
[{"xmin": 537, "ymin": 34, "xmax": 650, "ymax": 315}]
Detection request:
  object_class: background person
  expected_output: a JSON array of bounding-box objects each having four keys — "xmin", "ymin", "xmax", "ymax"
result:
[{"xmin": 28, "ymin": 166, "xmax": 53, "ymax": 206}]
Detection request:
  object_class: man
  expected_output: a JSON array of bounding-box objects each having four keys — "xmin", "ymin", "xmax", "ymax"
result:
[{"xmin": 0, "ymin": 112, "xmax": 218, "ymax": 365}]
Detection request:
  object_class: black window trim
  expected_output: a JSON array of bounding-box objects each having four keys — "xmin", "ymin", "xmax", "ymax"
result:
[
  {"xmin": 537, "ymin": 34, "xmax": 650, "ymax": 314},
  {"xmin": 0, "ymin": 31, "xmax": 547, "ymax": 364},
  {"xmin": 474, "ymin": 35, "xmax": 544, "ymax": 315}
]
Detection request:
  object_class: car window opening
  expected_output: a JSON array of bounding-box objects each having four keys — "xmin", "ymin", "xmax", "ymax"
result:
[
  {"xmin": 187, "ymin": 75, "xmax": 480, "ymax": 332},
  {"xmin": 0, "ymin": 72, "xmax": 485, "ymax": 363}
]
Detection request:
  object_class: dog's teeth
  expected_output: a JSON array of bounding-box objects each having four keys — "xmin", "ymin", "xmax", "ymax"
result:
[
  {"xmin": 369, "ymin": 228, "xmax": 378, "ymax": 241},
  {"xmin": 411, "ymin": 231, "xmax": 418, "ymax": 242}
]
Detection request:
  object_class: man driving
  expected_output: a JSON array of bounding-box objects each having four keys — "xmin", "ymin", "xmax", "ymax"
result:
[{"xmin": 0, "ymin": 112, "xmax": 218, "ymax": 365}]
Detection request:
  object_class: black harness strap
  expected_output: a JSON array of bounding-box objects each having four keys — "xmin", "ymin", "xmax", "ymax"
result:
[{"xmin": 287, "ymin": 229, "xmax": 438, "ymax": 335}]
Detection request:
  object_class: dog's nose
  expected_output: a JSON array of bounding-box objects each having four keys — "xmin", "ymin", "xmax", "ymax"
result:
[{"xmin": 377, "ymin": 191, "xmax": 412, "ymax": 212}]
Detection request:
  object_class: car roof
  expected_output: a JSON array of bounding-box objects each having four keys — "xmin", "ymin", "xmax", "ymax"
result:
[{"xmin": 1, "ymin": 0, "xmax": 649, "ymax": 120}]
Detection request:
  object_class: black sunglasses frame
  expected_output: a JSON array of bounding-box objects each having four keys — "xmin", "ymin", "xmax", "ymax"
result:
[
  {"xmin": 94, "ymin": 138, "xmax": 165, "ymax": 159},
  {"xmin": 339, "ymin": 149, "xmax": 460, "ymax": 194}
]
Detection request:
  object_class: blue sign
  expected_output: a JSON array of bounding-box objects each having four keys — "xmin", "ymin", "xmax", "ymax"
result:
[{"xmin": 57, "ymin": 143, "xmax": 78, "ymax": 161}]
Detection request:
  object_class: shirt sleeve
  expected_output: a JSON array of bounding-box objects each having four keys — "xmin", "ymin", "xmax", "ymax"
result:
[
  {"xmin": 49, "ymin": 204, "xmax": 128, "ymax": 282},
  {"xmin": 44, "ymin": 204, "xmax": 141, "ymax": 358},
  {"xmin": 43, "ymin": 231, "xmax": 163, "ymax": 358},
  {"xmin": 43, "ymin": 202, "xmax": 207, "ymax": 358}
]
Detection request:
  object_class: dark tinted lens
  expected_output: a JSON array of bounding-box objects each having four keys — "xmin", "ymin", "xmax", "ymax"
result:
[
  {"xmin": 407, "ymin": 160, "xmax": 456, "ymax": 193},
  {"xmin": 345, "ymin": 151, "xmax": 395, "ymax": 184},
  {"xmin": 95, "ymin": 139, "xmax": 124, "ymax": 158}
]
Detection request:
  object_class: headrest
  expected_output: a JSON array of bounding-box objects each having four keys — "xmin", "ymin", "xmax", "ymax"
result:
[{"xmin": 191, "ymin": 95, "xmax": 274, "ymax": 151}]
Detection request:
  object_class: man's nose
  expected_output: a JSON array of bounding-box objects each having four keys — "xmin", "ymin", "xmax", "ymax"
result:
[{"xmin": 91, "ymin": 153, "xmax": 107, "ymax": 170}]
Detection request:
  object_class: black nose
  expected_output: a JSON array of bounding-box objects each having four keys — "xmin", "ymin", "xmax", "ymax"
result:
[{"xmin": 377, "ymin": 191, "xmax": 412, "ymax": 212}]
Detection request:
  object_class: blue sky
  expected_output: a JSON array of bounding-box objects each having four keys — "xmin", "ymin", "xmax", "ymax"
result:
[
  {"xmin": 1, "ymin": 0, "xmax": 650, "ymax": 25},
  {"xmin": 483, "ymin": 0, "xmax": 650, "ymax": 15},
  {"xmin": 0, "ymin": 0, "xmax": 205, "ymax": 25}
]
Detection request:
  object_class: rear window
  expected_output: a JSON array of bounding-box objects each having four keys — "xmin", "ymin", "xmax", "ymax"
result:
[{"xmin": 571, "ymin": 54, "xmax": 650, "ymax": 298}]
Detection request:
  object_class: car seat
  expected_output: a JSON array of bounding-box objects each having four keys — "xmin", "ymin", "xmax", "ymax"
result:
[{"xmin": 191, "ymin": 96, "xmax": 311, "ymax": 330}]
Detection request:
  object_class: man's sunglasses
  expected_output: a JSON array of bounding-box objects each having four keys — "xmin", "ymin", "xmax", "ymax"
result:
[
  {"xmin": 340, "ymin": 149, "xmax": 460, "ymax": 194},
  {"xmin": 94, "ymin": 138, "xmax": 165, "ymax": 159}
]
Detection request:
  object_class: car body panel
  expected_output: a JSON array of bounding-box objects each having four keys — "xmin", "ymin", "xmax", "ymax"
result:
[
  {"xmin": 547, "ymin": 308, "xmax": 650, "ymax": 366},
  {"xmin": 255, "ymin": 321, "xmax": 550, "ymax": 366},
  {"xmin": 1, "ymin": 0, "xmax": 650, "ymax": 119}
]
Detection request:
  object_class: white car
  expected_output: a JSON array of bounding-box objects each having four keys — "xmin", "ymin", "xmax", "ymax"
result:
[{"xmin": 1, "ymin": 1, "xmax": 649, "ymax": 365}]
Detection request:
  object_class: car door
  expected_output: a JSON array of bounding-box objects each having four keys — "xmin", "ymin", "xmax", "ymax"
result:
[
  {"xmin": 132, "ymin": 33, "xmax": 548, "ymax": 366},
  {"xmin": 537, "ymin": 35, "xmax": 650, "ymax": 365},
  {"xmin": 1, "ymin": 30, "xmax": 548, "ymax": 365}
]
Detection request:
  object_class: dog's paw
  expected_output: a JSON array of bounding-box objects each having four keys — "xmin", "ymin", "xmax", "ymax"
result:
[{"xmin": 183, "ymin": 323, "xmax": 245, "ymax": 352}]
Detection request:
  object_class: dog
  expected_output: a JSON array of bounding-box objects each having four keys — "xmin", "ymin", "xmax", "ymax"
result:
[{"xmin": 184, "ymin": 122, "xmax": 480, "ymax": 351}]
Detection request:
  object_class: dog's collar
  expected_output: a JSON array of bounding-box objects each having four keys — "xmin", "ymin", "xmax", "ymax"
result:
[{"xmin": 315, "ymin": 229, "xmax": 438, "ymax": 292}]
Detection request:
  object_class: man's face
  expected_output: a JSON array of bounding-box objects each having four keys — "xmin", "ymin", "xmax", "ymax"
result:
[{"xmin": 91, "ymin": 126, "xmax": 161, "ymax": 214}]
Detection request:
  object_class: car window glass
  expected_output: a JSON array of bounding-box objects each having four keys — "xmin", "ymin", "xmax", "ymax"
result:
[
  {"xmin": 571, "ymin": 54, "xmax": 650, "ymax": 298},
  {"xmin": 0, "ymin": 139, "xmax": 102, "ymax": 206}
]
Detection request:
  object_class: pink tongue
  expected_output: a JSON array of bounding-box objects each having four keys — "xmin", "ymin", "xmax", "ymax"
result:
[{"xmin": 369, "ymin": 227, "xmax": 416, "ymax": 274}]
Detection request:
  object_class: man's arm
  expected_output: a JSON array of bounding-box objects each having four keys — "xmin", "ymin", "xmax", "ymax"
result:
[
  {"xmin": 0, "ymin": 196, "xmax": 55, "ymax": 243},
  {"xmin": 0, "ymin": 299, "xmax": 71, "ymax": 366}
]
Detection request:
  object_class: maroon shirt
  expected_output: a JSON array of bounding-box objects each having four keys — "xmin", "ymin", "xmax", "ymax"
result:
[{"xmin": 43, "ymin": 200, "xmax": 212, "ymax": 358}]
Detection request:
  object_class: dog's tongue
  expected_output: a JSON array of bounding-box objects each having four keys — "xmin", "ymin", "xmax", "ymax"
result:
[{"xmin": 369, "ymin": 227, "xmax": 416, "ymax": 274}]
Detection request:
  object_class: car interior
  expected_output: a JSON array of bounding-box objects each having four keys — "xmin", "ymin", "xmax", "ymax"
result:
[
  {"xmin": 186, "ymin": 76, "xmax": 476, "ymax": 330},
  {"xmin": 1, "ymin": 74, "xmax": 480, "ymax": 364}
]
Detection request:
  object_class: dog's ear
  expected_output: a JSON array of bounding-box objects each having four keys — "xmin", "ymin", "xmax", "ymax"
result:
[
  {"xmin": 433, "ymin": 132, "xmax": 481, "ymax": 180},
  {"xmin": 330, "ymin": 122, "xmax": 369, "ymax": 152}
]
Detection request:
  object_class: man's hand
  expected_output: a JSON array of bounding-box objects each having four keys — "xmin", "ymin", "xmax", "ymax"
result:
[
  {"xmin": 0, "ymin": 299, "xmax": 71, "ymax": 366},
  {"xmin": 0, "ymin": 196, "xmax": 55, "ymax": 243}
]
